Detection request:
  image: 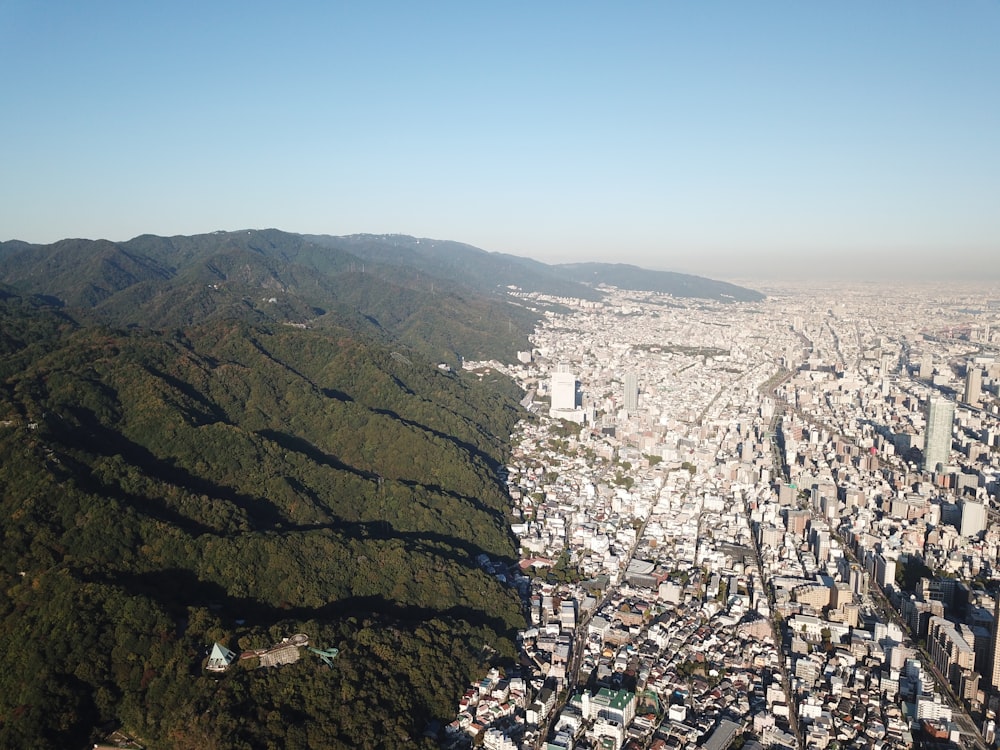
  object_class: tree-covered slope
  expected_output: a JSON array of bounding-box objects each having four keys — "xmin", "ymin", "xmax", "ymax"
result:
[
  {"xmin": 0, "ymin": 295, "xmax": 525, "ymax": 749},
  {"xmin": 306, "ymin": 233, "xmax": 605, "ymax": 301},
  {"xmin": 0, "ymin": 230, "xmax": 538, "ymax": 364}
]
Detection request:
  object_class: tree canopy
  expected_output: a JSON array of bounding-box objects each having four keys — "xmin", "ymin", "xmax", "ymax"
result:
[{"xmin": 0, "ymin": 293, "xmax": 526, "ymax": 748}]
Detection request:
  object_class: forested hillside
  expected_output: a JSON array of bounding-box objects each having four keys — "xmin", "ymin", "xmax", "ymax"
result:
[
  {"xmin": 0, "ymin": 288, "xmax": 526, "ymax": 749},
  {"xmin": 0, "ymin": 229, "xmax": 539, "ymax": 365}
]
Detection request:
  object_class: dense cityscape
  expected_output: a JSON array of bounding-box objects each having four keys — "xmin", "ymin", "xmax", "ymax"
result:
[{"xmin": 451, "ymin": 282, "xmax": 1000, "ymax": 750}]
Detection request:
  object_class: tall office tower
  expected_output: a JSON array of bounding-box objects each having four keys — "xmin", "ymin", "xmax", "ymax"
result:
[
  {"xmin": 965, "ymin": 367, "xmax": 983, "ymax": 405},
  {"xmin": 960, "ymin": 498, "xmax": 987, "ymax": 538},
  {"xmin": 623, "ymin": 371, "xmax": 639, "ymax": 412},
  {"xmin": 881, "ymin": 353, "xmax": 896, "ymax": 373},
  {"xmin": 874, "ymin": 553, "xmax": 897, "ymax": 590},
  {"xmin": 991, "ymin": 596, "xmax": 1000, "ymax": 691},
  {"xmin": 550, "ymin": 371, "xmax": 577, "ymax": 411},
  {"xmin": 784, "ymin": 508, "xmax": 810, "ymax": 538},
  {"xmin": 919, "ymin": 356, "xmax": 933, "ymax": 380},
  {"xmin": 923, "ymin": 396, "xmax": 955, "ymax": 473},
  {"xmin": 812, "ymin": 528, "xmax": 831, "ymax": 563}
]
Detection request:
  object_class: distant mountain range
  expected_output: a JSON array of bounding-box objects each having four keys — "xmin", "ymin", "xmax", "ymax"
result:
[
  {"xmin": 306, "ymin": 233, "xmax": 764, "ymax": 302},
  {"xmin": 557, "ymin": 261, "xmax": 763, "ymax": 301},
  {"xmin": 0, "ymin": 230, "xmax": 764, "ymax": 359}
]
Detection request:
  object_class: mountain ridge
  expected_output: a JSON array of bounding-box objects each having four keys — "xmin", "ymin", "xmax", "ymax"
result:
[
  {"xmin": 556, "ymin": 260, "xmax": 764, "ymax": 301},
  {"xmin": 1, "ymin": 229, "xmax": 765, "ymax": 313}
]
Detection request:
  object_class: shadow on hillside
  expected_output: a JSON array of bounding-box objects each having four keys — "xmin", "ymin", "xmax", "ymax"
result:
[
  {"xmin": 286, "ymin": 518, "xmax": 515, "ymax": 570},
  {"xmin": 390, "ymin": 476, "xmax": 506, "ymax": 521},
  {"xmin": 57, "ymin": 450, "xmax": 221, "ymax": 537},
  {"xmin": 372, "ymin": 406, "xmax": 503, "ymax": 476},
  {"xmin": 368, "ymin": 406, "xmax": 516, "ymax": 525},
  {"xmin": 95, "ymin": 567, "xmax": 519, "ymax": 638},
  {"xmin": 143, "ymin": 363, "xmax": 231, "ymax": 425},
  {"xmin": 50, "ymin": 407, "xmax": 516, "ymax": 562},
  {"xmin": 255, "ymin": 428, "xmax": 518, "ymax": 558},
  {"xmin": 56, "ymin": 406, "xmax": 290, "ymax": 531},
  {"xmin": 256, "ymin": 429, "xmax": 376, "ymax": 482},
  {"xmin": 304, "ymin": 595, "xmax": 519, "ymax": 638},
  {"xmin": 321, "ymin": 388, "xmax": 353, "ymax": 402}
]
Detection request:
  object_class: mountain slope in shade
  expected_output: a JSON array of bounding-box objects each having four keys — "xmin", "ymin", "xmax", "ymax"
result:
[{"xmin": 0, "ymin": 227, "xmax": 763, "ymax": 748}]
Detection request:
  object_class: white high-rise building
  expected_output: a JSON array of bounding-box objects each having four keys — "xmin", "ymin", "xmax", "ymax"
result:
[
  {"xmin": 919, "ymin": 356, "xmax": 933, "ymax": 379},
  {"xmin": 960, "ymin": 498, "xmax": 987, "ymax": 538},
  {"xmin": 550, "ymin": 371, "xmax": 577, "ymax": 411},
  {"xmin": 965, "ymin": 367, "xmax": 983, "ymax": 404},
  {"xmin": 623, "ymin": 371, "xmax": 639, "ymax": 412},
  {"xmin": 923, "ymin": 396, "xmax": 955, "ymax": 473}
]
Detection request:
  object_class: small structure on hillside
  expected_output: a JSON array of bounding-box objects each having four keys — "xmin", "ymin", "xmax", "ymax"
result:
[
  {"xmin": 242, "ymin": 633, "xmax": 310, "ymax": 669},
  {"xmin": 309, "ymin": 646, "xmax": 340, "ymax": 669},
  {"xmin": 260, "ymin": 642, "xmax": 300, "ymax": 668},
  {"xmin": 206, "ymin": 642, "xmax": 238, "ymax": 672}
]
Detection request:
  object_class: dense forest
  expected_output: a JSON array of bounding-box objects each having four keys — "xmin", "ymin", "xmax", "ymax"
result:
[
  {"xmin": 0, "ymin": 229, "xmax": 542, "ymax": 366},
  {"xmin": 0, "ymin": 232, "xmax": 536, "ymax": 749}
]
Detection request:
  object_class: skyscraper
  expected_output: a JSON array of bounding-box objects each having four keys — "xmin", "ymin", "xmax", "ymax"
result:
[
  {"xmin": 964, "ymin": 367, "xmax": 983, "ymax": 405},
  {"xmin": 990, "ymin": 596, "xmax": 1000, "ymax": 691},
  {"xmin": 623, "ymin": 371, "xmax": 639, "ymax": 412},
  {"xmin": 919, "ymin": 356, "xmax": 933, "ymax": 380},
  {"xmin": 923, "ymin": 396, "xmax": 955, "ymax": 473},
  {"xmin": 960, "ymin": 498, "xmax": 987, "ymax": 538},
  {"xmin": 550, "ymin": 371, "xmax": 577, "ymax": 411}
]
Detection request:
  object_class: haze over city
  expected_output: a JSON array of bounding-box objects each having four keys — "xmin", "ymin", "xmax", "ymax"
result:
[{"xmin": 2, "ymin": 1, "xmax": 998, "ymax": 281}]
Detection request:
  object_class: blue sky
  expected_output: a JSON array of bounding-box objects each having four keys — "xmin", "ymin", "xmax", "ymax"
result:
[{"xmin": 2, "ymin": 2, "xmax": 998, "ymax": 280}]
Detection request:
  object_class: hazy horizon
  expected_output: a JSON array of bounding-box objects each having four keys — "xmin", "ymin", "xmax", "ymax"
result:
[{"xmin": 2, "ymin": 2, "xmax": 998, "ymax": 282}]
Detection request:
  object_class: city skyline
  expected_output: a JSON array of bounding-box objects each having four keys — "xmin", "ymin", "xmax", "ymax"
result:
[{"xmin": 2, "ymin": 2, "xmax": 998, "ymax": 282}]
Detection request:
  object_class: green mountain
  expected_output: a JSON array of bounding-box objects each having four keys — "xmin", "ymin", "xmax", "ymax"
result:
[
  {"xmin": 0, "ymin": 293, "xmax": 524, "ymax": 749},
  {"xmin": 0, "ymin": 229, "xmax": 539, "ymax": 365},
  {"xmin": 304, "ymin": 233, "xmax": 605, "ymax": 301},
  {"xmin": 0, "ymin": 231, "xmax": 763, "ymax": 338}
]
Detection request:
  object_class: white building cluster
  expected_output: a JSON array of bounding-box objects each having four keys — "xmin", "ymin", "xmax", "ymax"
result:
[{"xmin": 452, "ymin": 281, "xmax": 1000, "ymax": 750}]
